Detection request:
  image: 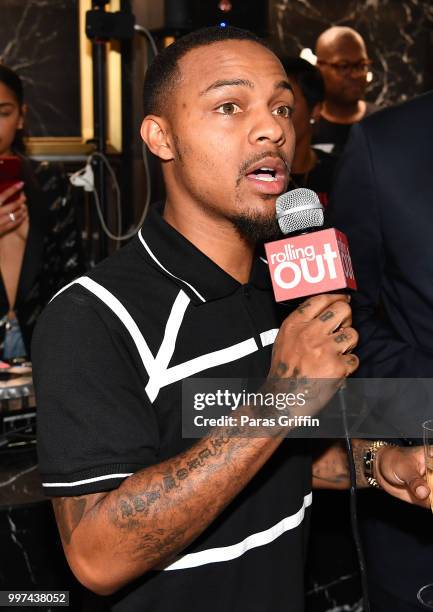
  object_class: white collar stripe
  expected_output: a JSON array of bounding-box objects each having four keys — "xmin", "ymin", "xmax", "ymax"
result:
[{"xmin": 138, "ymin": 230, "xmax": 206, "ymax": 303}]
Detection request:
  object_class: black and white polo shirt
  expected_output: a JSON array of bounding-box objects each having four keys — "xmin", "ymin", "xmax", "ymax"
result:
[{"xmin": 33, "ymin": 203, "xmax": 312, "ymax": 612}]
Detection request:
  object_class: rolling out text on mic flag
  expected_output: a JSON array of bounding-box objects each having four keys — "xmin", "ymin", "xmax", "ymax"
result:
[{"xmin": 265, "ymin": 188, "xmax": 357, "ymax": 302}]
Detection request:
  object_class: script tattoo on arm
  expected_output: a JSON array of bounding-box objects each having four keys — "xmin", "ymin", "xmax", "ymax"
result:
[
  {"xmin": 104, "ymin": 427, "xmax": 256, "ymax": 567},
  {"xmin": 114, "ymin": 435, "xmax": 233, "ymax": 528},
  {"xmin": 50, "ymin": 428, "xmax": 254, "ymax": 578}
]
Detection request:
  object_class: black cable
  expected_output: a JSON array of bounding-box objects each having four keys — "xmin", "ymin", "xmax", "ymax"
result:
[{"xmin": 339, "ymin": 388, "xmax": 371, "ymax": 612}]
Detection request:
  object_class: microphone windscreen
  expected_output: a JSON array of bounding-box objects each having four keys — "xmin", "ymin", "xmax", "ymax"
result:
[{"xmin": 276, "ymin": 188, "xmax": 324, "ymax": 235}]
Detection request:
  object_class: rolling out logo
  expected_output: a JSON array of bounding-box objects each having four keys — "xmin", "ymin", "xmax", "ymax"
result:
[{"xmin": 264, "ymin": 228, "xmax": 357, "ymax": 302}]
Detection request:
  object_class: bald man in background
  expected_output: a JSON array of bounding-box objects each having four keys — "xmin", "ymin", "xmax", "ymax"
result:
[{"xmin": 312, "ymin": 26, "xmax": 379, "ymax": 155}]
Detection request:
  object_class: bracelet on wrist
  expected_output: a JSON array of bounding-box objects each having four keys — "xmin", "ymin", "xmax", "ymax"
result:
[{"xmin": 363, "ymin": 440, "xmax": 392, "ymax": 488}]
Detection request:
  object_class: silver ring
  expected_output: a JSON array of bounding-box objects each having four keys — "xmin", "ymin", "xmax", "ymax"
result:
[{"xmin": 9, "ymin": 212, "xmax": 16, "ymax": 222}]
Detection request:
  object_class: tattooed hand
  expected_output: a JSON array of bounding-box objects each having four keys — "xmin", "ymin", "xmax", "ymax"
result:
[{"xmin": 266, "ymin": 293, "xmax": 359, "ymax": 415}]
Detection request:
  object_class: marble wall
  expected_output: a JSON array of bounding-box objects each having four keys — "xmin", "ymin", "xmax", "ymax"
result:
[
  {"xmin": 3, "ymin": 1, "xmax": 431, "ymax": 137},
  {"xmin": 0, "ymin": 0, "xmax": 81, "ymax": 138},
  {"xmin": 270, "ymin": 0, "xmax": 433, "ymax": 106}
]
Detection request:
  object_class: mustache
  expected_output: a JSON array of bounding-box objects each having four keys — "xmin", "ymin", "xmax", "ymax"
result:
[{"xmin": 237, "ymin": 152, "xmax": 291, "ymax": 185}]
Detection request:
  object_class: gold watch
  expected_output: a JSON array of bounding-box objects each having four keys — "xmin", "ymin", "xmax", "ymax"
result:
[{"xmin": 363, "ymin": 440, "xmax": 390, "ymax": 488}]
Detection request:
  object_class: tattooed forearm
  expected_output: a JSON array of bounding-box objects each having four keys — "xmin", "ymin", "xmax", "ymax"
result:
[
  {"xmin": 53, "ymin": 400, "xmax": 291, "ymax": 593},
  {"xmin": 52, "ymin": 420, "xmax": 281, "ymax": 591},
  {"xmin": 94, "ymin": 425, "xmax": 266, "ymax": 570},
  {"xmin": 113, "ymin": 433, "xmax": 233, "ymax": 530}
]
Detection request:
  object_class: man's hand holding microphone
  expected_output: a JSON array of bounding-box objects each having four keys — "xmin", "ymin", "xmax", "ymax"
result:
[{"xmin": 263, "ymin": 188, "xmax": 431, "ymax": 509}]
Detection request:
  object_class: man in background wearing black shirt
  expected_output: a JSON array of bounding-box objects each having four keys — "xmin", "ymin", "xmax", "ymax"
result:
[{"xmin": 313, "ymin": 26, "xmax": 379, "ymax": 156}]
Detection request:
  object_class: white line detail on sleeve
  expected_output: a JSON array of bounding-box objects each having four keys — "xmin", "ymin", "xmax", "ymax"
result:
[{"xmin": 42, "ymin": 472, "xmax": 133, "ymax": 488}]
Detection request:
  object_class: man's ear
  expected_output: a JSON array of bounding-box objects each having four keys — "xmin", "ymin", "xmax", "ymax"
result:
[{"xmin": 140, "ymin": 115, "xmax": 174, "ymax": 161}]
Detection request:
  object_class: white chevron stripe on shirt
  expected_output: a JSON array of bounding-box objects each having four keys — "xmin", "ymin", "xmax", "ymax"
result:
[{"xmin": 164, "ymin": 492, "xmax": 313, "ymax": 571}]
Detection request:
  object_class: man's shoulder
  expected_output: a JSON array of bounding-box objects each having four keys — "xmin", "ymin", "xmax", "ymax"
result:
[
  {"xmin": 36, "ymin": 236, "xmax": 182, "ymax": 336},
  {"xmin": 361, "ymin": 91, "xmax": 433, "ymax": 137},
  {"xmin": 70, "ymin": 236, "xmax": 179, "ymax": 300}
]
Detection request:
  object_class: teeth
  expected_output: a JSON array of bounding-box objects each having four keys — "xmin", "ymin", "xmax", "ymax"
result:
[
  {"xmin": 255, "ymin": 175, "xmax": 277, "ymax": 182},
  {"xmin": 260, "ymin": 167, "xmax": 273, "ymax": 171}
]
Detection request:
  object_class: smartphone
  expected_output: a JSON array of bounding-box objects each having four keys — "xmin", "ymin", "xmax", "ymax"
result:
[{"xmin": 0, "ymin": 156, "xmax": 23, "ymax": 205}]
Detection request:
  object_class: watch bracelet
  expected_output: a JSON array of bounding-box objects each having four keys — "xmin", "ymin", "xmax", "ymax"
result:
[{"xmin": 363, "ymin": 440, "xmax": 393, "ymax": 488}]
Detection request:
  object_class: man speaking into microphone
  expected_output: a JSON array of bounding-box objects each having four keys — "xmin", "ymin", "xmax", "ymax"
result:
[{"xmin": 32, "ymin": 27, "xmax": 430, "ymax": 612}]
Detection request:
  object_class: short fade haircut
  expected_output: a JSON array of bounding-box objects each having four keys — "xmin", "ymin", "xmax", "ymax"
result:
[
  {"xmin": 281, "ymin": 57, "xmax": 325, "ymax": 111},
  {"xmin": 143, "ymin": 26, "xmax": 269, "ymax": 117}
]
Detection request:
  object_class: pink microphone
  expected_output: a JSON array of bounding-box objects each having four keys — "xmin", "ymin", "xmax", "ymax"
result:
[{"xmin": 265, "ymin": 188, "xmax": 357, "ymax": 302}]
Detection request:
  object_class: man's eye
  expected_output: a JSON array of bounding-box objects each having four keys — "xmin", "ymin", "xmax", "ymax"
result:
[
  {"xmin": 273, "ymin": 105, "xmax": 292, "ymax": 118},
  {"xmin": 216, "ymin": 103, "xmax": 241, "ymax": 115}
]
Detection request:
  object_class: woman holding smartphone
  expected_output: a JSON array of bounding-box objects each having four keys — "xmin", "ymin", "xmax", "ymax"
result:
[{"xmin": 0, "ymin": 64, "xmax": 84, "ymax": 360}]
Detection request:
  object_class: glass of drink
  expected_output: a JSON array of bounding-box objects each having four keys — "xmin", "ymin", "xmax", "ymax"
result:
[{"xmin": 417, "ymin": 420, "xmax": 433, "ymax": 608}]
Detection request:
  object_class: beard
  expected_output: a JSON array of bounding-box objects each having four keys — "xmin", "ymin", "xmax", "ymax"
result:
[{"xmin": 229, "ymin": 209, "xmax": 282, "ymax": 244}]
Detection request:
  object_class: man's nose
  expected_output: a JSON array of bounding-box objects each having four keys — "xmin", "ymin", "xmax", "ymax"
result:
[
  {"xmin": 248, "ymin": 109, "xmax": 287, "ymax": 146},
  {"xmin": 349, "ymin": 65, "xmax": 369, "ymax": 79}
]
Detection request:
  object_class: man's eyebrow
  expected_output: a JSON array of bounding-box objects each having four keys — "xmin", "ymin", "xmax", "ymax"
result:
[
  {"xmin": 0, "ymin": 102, "xmax": 15, "ymax": 108},
  {"xmin": 199, "ymin": 78, "xmax": 294, "ymax": 97},
  {"xmin": 199, "ymin": 79, "xmax": 254, "ymax": 96},
  {"xmin": 275, "ymin": 80, "xmax": 294, "ymax": 94}
]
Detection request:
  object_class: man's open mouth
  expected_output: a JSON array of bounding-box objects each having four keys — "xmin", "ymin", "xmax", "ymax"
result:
[
  {"xmin": 244, "ymin": 156, "xmax": 288, "ymax": 194},
  {"xmin": 245, "ymin": 156, "xmax": 287, "ymax": 181},
  {"xmin": 249, "ymin": 167, "xmax": 278, "ymax": 182}
]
